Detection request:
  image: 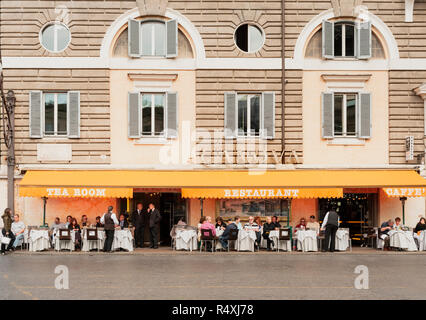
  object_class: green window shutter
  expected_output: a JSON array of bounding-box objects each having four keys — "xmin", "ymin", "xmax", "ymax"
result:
[
  {"xmin": 128, "ymin": 92, "xmax": 141, "ymax": 138},
  {"xmin": 359, "ymin": 93, "xmax": 372, "ymax": 138},
  {"xmin": 262, "ymin": 92, "xmax": 275, "ymax": 139},
  {"xmin": 67, "ymin": 91, "xmax": 80, "ymax": 138},
  {"xmin": 224, "ymin": 92, "xmax": 237, "ymax": 139},
  {"xmin": 357, "ymin": 21, "xmax": 372, "ymax": 59},
  {"xmin": 322, "ymin": 92, "xmax": 334, "ymax": 138},
  {"xmin": 128, "ymin": 18, "xmax": 141, "ymax": 57},
  {"xmin": 29, "ymin": 91, "xmax": 43, "ymax": 138},
  {"xmin": 166, "ymin": 19, "xmax": 178, "ymax": 58},
  {"xmin": 322, "ymin": 20, "xmax": 334, "ymax": 59},
  {"xmin": 166, "ymin": 92, "xmax": 178, "ymax": 138}
]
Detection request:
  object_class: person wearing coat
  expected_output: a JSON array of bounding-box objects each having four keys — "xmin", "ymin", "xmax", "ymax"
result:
[
  {"xmin": 131, "ymin": 202, "xmax": 148, "ymax": 248},
  {"xmin": 1, "ymin": 208, "xmax": 15, "ymax": 255},
  {"xmin": 147, "ymin": 203, "xmax": 161, "ymax": 249}
]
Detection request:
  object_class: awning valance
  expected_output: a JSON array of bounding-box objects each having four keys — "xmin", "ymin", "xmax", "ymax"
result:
[
  {"xmin": 18, "ymin": 169, "xmax": 426, "ymax": 199},
  {"xmin": 182, "ymin": 188, "xmax": 343, "ymax": 199}
]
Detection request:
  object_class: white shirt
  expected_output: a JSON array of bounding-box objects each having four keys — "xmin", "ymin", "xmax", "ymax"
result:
[
  {"xmin": 11, "ymin": 221, "xmax": 25, "ymax": 235},
  {"xmin": 100, "ymin": 212, "xmax": 119, "ymax": 225},
  {"xmin": 321, "ymin": 212, "xmax": 340, "ymax": 229}
]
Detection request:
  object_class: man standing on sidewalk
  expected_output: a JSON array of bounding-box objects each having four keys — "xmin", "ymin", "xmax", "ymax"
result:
[
  {"xmin": 147, "ymin": 203, "xmax": 161, "ymax": 249},
  {"xmin": 101, "ymin": 206, "xmax": 119, "ymax": 252},
  {"xmin": 1, "ymin": 208, "xmax": 15, "ymax": 255},
  {"xmin": 132, "ymin": 202, "xmax": 147, "ymax": 248},
  {"xmin": 321, "ymin": 205, "xmax": 340, "ymax": 252}
]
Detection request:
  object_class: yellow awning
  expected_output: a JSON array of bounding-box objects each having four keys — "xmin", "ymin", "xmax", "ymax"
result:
[
  {"xmin": 18, "ymin": 169, "xmax": 426, "ymax": 198},
  {"xmin": 182, "ymin": 188, "xmax": 343, "ymax": 199},
  {"xmin": 19, "ymin": 186, "xmax": 133, "ymax": 199}
]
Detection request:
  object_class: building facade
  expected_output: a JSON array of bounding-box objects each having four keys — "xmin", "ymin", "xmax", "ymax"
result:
[{"xmin": 0, "ymin": 0, "xmax": 425, "ymax": 245}]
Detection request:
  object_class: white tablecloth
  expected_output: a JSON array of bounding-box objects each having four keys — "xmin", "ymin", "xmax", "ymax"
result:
[
  {"xmin": 237, "ymin": 229, "xmax": 257, "ymax": 252},
  {"xmin": 111, "ymin": 229, "xmax": 134, "ymax": 252},
  {"xmin": 389, "ymin": 230, "xmax": 418, "ymax": 251},
  {"xmin": 269, "ymin": 230, "xmax": 292, "ymax": 251},
  {"xmin": 54, "ymin": 230, "xmax": 76, "ymax": 251},
  {"xmin": 29, "ymin": 229, "xmax": 50, "ymax": 252},
  {"xmin": 296, "ymin": 230, "xmax": 318, "ymax": 252},
  {"xmin": 175, "ymin": 229, "xmax": 198, "ymax": 251},
  {"xmin": 418, "ymin": 230, "xmax": 426, "ymax": 251},
  {"xmin": 82, "ymin": 229, "xmax": 105, "ymax": 252},
  {"xmin": 335, "ymin": 229, "xmax": 350, "ymax": 251}
]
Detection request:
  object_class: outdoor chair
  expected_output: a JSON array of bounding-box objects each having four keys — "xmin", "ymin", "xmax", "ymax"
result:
[
  {"xmin": 277, "ymin": 228, "xmax": 291, "ymax": 252},
  {"xmin": 318, "ymin": 230, "xmax": 326, "ymax": 251},
  {"xmin": 361, "ymin": 227, "xmax": 376, "ymax": 248},
  {"xmin": 85, "ymin": 228, "xmax": 101, "ymax": 252},
  {"xmin": 227, "ymin": 229, "xmax": 239, "ymax": 252},
  {"xmin": 57, "ymin": 228, "xmax": 73, "ymax": 252},
  {"xmin": 200, "ymin": 228, "xmax": 216, "ymax": 252}
]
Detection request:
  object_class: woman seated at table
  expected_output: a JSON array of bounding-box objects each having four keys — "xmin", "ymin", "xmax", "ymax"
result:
[
  {"xmin": 118, "ymin": 213, "xmax": 129, "ymax": 230},
  {"xmin": 263, "ymin": 216, "xmax": 277, "ymax": 251},
  {"xmin": 215, "ymin": 216, "xmax": 227, "ymax": 230},
  {"xmin": 197, "ymin": 216, "xmax": 206, "ymax": 242},
  {"xmin": 254, "ymin": 216, "xmax": 262, "ymax": 229},
  {"xmin": 272, "ymin": 216, "xmax": 281, "ymax": 229},
  {"xmin": 95, "ymin": 216, "xmax": 103, "ymax": 228},
  {"xmin": 68, "ymin": 218, "xmax": 82, "ymax": 250},
  {"xmin": 200, "ymin": 216, "xmax": 216, "ymax": 251},
  {"xmin": 413, "ymin": 217, "xmax": 426, "ymax": 246}
]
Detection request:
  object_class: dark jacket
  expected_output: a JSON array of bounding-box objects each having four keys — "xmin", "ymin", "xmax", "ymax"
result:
[
  {"xmin": 1, "ymin": 212, "xmax": 12, "ymax": 233},
  {"xmin": 148, "ymin": 208, "xmax": 161, "ymax": 228},
  {"xmin": 414, "ymin": 222, "xmax": 426, "ymax": 233},
  {"xmin": 119, "ymin": 219, "xmax": 129, "ymax": 230},
  {"xmin": 131, "ymin": 209, "xmax": 149, "ymax": 228},
  {"xmin": 325, "ymin": 210, "xmax": 339, "ymax": 227},
  {"xmin": 222, "ymin": 222, "xmax": 238, "ymax": 240},
  {"xmin": 263, "ymin": 222, "xmax": 276, "ymax": 236},
  {"xmin": 68, "ymin": 224, "xmax": 81, "ymax": 233},
  {"xmin": 215, "ymin": 222, "xmax": 227, "ymax": 229},
  {"xmin": 272, "ymin": 221, "xmax": 281, "ymax": 229}
]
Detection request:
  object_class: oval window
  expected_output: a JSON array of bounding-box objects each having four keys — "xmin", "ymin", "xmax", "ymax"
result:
[
  {"xmin": 40, "ymin": 23, "xmax": 71, "ymax": 52},
  {"xmin": 234, "ymin": 24, "xmax": 264, "ymax": 53}
]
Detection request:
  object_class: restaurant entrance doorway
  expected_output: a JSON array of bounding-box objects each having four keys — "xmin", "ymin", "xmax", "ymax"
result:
[{"xmin": 318, "ymin": 193, "xmax": 378, "ymax": 243}]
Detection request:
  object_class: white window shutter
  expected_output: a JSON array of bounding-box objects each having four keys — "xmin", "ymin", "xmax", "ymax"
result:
[
  {"xmin": 224, "ymin": 92, "xmax": 237, "ymax": 139},
  {"xmin": 128, "ymin": 19, "xmax": 141, "ymax": 57},
  {"xmin": 359, "ymin": 92, "xmax": 372, "ymax": 138},
  {"xmin": 166, "ymin": 19, "xmax": 178, "ymax": 58},
  {"xmin": 29, "ymin": 91, "xmax": 43, "ymax": 138},
  {"xmin": 322, "ymin": 92, "xmax": 334, "ymax": 138},
  {"xmin": 262, "ymin": 92, "xmax": 275, "ymax": 139},
  {"xmin": 322, "ymin": 20, "xmax": 334, "ymax": 59},
  {"xmin": 357, "ymin": 21, "xmax": 371, "ymax": 59},
  {"xmin": 67, "ymin": 91, "xmax": 80, "ymax": 138},
  {"xmin": 128, "ymin": 92, "xmax": 141, "ymax": 138},
  {"xmin": 166, "ymin": 92, "xmax": 178, "ymax": 138}
]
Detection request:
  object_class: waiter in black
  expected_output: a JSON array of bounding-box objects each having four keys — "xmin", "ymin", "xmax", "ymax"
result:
[
  {"xmin": 132, "ymin": 202, "xmax": 147, "ymax": 248},
  {"xmin": 321, "ymin": 205, "xmax": 340, "ymax": 252},
  {"xmin": 148, "ymin": 203, "xmax": 161, "ymax": 249},
  {"xmin": 100, "ymin": 206, "xmax": 119, "ymax": 252}
]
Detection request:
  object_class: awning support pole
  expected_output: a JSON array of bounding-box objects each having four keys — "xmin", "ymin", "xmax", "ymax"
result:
[
  {"xmin": 127, "ymin": 198, "xmax": 130, "ymax": 212},
  {"xmin": 41, "ymin": 197, "xmax": 48, "ymax": 227},
  {"xmin": 200, "ymin": 198, "xmax": 204, "ymax": 217}
]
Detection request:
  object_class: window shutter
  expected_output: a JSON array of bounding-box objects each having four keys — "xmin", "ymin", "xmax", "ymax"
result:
[
  {"xmin": 224, "ymin": 92, "xmax": 237, "ymax": 139},
  {"xmin": 262, "ymin": 92, "xmax": 275, "ymax": 139},
  {"xmin": 359, "ymin": 92, "xmax": 372, "ymax": 138},
  {"xmin": 128, "ymin": 92, "xmax": 141, "ymax": 138},
  {"xmin": 322, "ymin": 92, "xmax": 334, "ymax": 139},
  {"xmin": 67, "ymin": 91, "xmax": 80, "ymax": 138},
  {"xmin": 357, "ymin": 21, "xmax": 371, "ymax": 59},
  {"xmin": 29, "ymin": 91, "xmax": 43, "ymax": 138},
  {"xmin": 128, "ymin": 18, "xmax": 141, "ymax": 57},
  {"xmin": 166, "ymin": 19, "xmax": 178, "ymax": 58},
  {"xmin": 322, "ymin": 20, "xmax": 334, "ymax": 59},
  {"xmin": 166, "ymin": 92, "xmax": 178, "ymax": 138}
]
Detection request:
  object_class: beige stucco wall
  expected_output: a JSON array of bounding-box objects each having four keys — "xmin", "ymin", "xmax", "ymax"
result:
[
  {"xmin": 302, "ymin": 70, "xmax": 389, "ymax": 166},
  {"xmin": 110, "ymin": 70, "xmax": 196, "ymax": 166}
]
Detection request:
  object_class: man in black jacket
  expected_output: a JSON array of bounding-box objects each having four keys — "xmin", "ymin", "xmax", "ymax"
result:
[
  {"xmin": 321, "ymin": 205, "xmax": 340, "ymax": 252},
  {"xmin": 219, "ymin": 216, "xmax": 240, "ymax": 250},
  {"xmin": 148, "ymin": 203, "xmax": 161, "ymax": 249},
  {"xmin": 132, "ymin": 202, "xmax": 147, "ymax": 248}
]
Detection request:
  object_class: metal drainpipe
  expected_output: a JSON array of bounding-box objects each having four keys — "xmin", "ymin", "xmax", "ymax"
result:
[{"xmin": 281, "ymin": 0, "xmax": 286, "ymax": 165}]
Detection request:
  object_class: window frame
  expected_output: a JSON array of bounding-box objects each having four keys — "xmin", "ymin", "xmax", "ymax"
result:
[
  {"xmin": 140, "ymin": 92, "xmax": 166, "ymax": 137},
  {"xmin": 234, "ymin": 23, "xmax": 266, "ymax": 54},
  {"xmin": 140, "ymin": 19, "xmax": 167, "ymax": 57},
  {"xmin": 39, "ymin": 22, "xmax": 71, "ymax": 53},
  {"xmin": 42, "ymin": 92, "xmax": 68, "ymax": 137},
  {"xmin": 333, "ymin": 22, "xmax": 356, "ymax": 58},
  {"xmin": 332, "ymin": 93, "xmax": 358, "ymax": 137},
  {"xmin": 236, "ymin": 93, "xmax": 262, "ymax": 138}
]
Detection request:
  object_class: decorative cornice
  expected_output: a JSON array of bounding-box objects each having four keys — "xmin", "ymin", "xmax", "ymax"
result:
[
  {"xmin": 128, "ymin": 73, "xmax": 178, "ymax": 82},
  {"xmin": 321, "ymin": 74, "xmax": 371, "ymax": 82},
  {"xmin": 414, "ymin": 83, "xmax": 426, "ymax": 100},
  {"xmin": 331, "ymin": 0, "xmax": 363, "ymax": 17}
]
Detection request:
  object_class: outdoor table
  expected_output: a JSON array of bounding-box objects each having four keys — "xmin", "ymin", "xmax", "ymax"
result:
[
  {"xmin": 389, "ymin": 230, "xmax": 417, "ymax": 251},
  {"xmin": 29, "ymin": 229, "xmax": 50, "ymax": 252},
  {"xmin": 296, "ymin": 229, "xmax": 318, "ymax": 252},
  {"xmin": 335, "ymin": 229, "xmax": 350, "ymax": 251},
  {"xmin": 111, "ymin": 229, "xmax": 134, "ymax": 252},
  {"xmin": 175, "ymin": 229, "xmax": 198, "ymax": 251},
  {"xmin": 269, "ymin": 230, "xmax": 292, "ymax": 251},
  {"xmin": 82, "ymin": 229, "xmax": 105, "ymax": 252},
  {"xmin": 237, "ymin": 229, "xmax": 257, "ymax": 252},
  {"xmin": 54, "ymin": 230, "xmax": 75, "ymax": 251}
]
